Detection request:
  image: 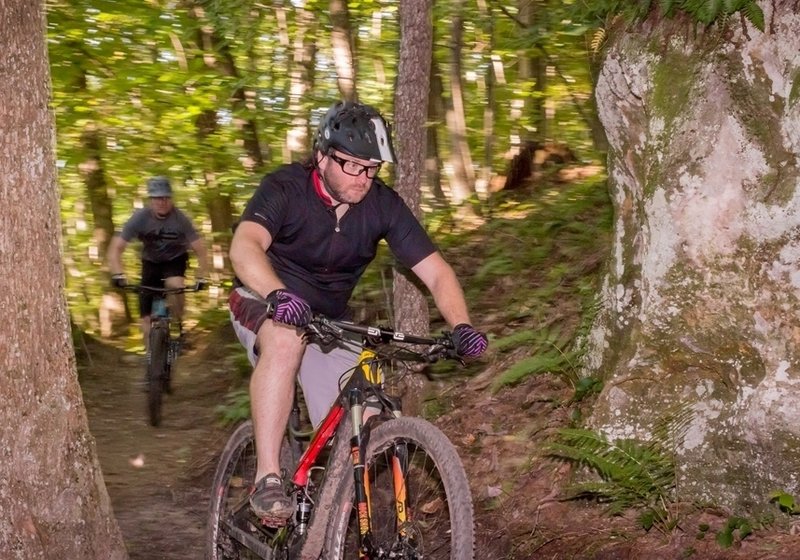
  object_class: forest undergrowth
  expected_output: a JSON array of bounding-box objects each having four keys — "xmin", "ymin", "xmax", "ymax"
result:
[{"xmin": 418, "ymin": 166, "xmax": 800, "ymax": 559}]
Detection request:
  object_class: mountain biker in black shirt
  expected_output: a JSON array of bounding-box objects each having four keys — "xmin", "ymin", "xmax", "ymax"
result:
[{"xmin": 228, "ymin": 101, "xmax": 488, "ymax": 525}]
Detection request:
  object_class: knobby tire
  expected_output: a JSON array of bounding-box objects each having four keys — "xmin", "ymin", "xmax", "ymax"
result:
[
  {"xmin": 147, "ymin": 326, "xmax": 169, "ymax": 427},
  {"xmin": 322, "ymin": 416, "xmax": 475, "ymax": 560},
  {"xmin": 206, "ymin": 421, "xmax": 299, "ymax": 560}
]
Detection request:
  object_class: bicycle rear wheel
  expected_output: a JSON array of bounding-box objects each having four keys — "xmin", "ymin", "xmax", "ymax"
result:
[
  {"xmin": 206, "ymin": 421, "xmax": 300, "ymax": 560},
  {"xmin": 147, "ymin": 326, "xmax": 169, "ymax": 427},
  {"xmin": 323, "ymin": 416, "xmax": 475, "ymax": 560}
]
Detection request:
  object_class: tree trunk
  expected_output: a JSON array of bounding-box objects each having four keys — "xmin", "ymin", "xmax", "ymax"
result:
[
  {"xmin": 80, "ymin": 124, "xmax": 128, "ymax": 337},
  {"xmin": 286, "ymin": 3, "xmax": 317, "ymax": 162},
  {"xmin": 426, "ymin": 62, "xmax": 446, "ymax": 204},
  {"xmin": 520, "ymin": 0, "xmax": 547, "ymax": 141},
  {"xmin": 478, "ymin": 2, "xmax": 496, "ymax": 199},
  {"xmin": 393, "ymin": 0, "xmax": 433, "ymax": 408},
  {"xmin": 0, "ymin": 3, "xmax": 127, "ymax": 558},
  {"xmin": 444, "ymin": 0, "xmax": 475, "ymax": 206},
  {"xmin": 587, "ymin": 2, "xmax": 800, "ymax": 513},
  {"xmin": 329, "ymin": 0, "xmax": 358, "ymax": 102},
  {"xmin": 188, "ymin": 0, "xmax": 265, "ymax": 172},
  {"xmin": 80, "ymin": 125, "xmax": 114, "ymax": 260}
]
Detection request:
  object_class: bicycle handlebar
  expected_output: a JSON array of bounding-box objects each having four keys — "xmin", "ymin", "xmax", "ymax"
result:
[
  {"xmin": 306, "ymin": 315, "xmax": 461, "ymax": 364},
  {"xmin": 122, "ymin": 284, "xmax": 202, "ymax": 295}
]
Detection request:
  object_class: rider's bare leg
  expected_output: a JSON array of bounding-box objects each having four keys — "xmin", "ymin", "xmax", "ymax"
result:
[
  {"xmin": 141, "ymin": 315, "xmax": 152, "ymax": 350},
  {"xmin": 164, "ymin": 275, "xmax": 185, "ymax": 327},
  {"xmin": 251, "ymin": 321, "xmax": 305, "ymax": 480}
]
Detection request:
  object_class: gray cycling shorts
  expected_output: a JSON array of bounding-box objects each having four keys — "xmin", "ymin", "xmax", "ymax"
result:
[{"xmin": 229, "ymin": 287, "xmax": 361, "ymax": 427}]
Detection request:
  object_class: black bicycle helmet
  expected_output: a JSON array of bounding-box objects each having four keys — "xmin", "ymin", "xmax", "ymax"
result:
[
  {"xmin": 315, "ymin": 101, "xmax": 395, "ymax": 163},
  {"xmin": 147, "ymin": 176, "xmax": 173, "ymax": 197}
]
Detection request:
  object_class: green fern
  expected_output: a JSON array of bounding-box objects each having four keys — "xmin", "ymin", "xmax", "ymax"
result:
[
  {"xmin": 739, "ymin": 0, "xmax": 764, "ymax": 31},
  {"xmin": 491, "ymin": 327, "xmax": 577, "ymax": 391},
  {"xmin": 491, "ymin": 329, "xmax": 540, "ymax": 352},
  {"xmin": 547, "ymin": 408, "xmax": 690, "ymax": 533},
  {"xmin": 651, "ymin": 402, "xmax": 694, "ymax": 449},
  {"xmin": 696, "ymin": 0, "xmax": 723, "ymax": 23},
  {"xmin": 576, "ymin": 0, "xmax": 765, "ymax": 31},
  {"xmin": 492, "ymin": 291, "xmax": 604, "ymax": 395},
  {"xmin": 214, "ymin": 388, "xmax": 251, "ymax": 426},
  {"xmin": 491, "ymin": 352, "xmax": 574, "ymax": 391},
  {"xmin": 679, "ymin": 0, "xmax": 764, "ymax": 29},
  {"xmin": 658, "ymin": 0, "xmax": 678, "ymax": 16}
]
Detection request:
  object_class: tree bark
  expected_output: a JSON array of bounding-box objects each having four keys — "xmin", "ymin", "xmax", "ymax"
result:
[
  {"xmin": 587, "ymin": 2, "xmax": 800, "ymax": 512},
  {"xmin": 329, "ymin": 0, "xmax": 358, "ymax": 102},
  {"xmin": 187, "ymin": 0, "xmax": 265, "ymax": 172},
  {"xmin": 426, "ymin": 62, "xmax": 446, "ymax": 204},
  {"xmin": 393, "ymin": 0, "xmax": 434, "ymax": 406},
  {"xmin": 80, "ymin": 125, "xmax": 114, "ymax": 261},
  {"xmin": 444, "ymin": 0, "xmax": 475, "ymax": 206},
  {"xmin": 186, "ymin": 0, "xmax": 260, "ymax": 271},
  {"xmin": 286, "ymin": 3, "xmax": 317, "ymax": 162},
  {"xmin": 478, "ymin": 1, "xmax": 496, "ymax": 199},
  {"xmin": 0, "ymin": 3, "xmax": 127, "ymax": 558},
  {"xmin": 80, "ymin": 124, "xmax": 129, "ymax": 336}
]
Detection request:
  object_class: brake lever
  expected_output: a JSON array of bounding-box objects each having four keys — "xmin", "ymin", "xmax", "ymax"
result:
[
  {"xmin": 305, "ymin": 316, "xmax": 341, "ymax": 346},
  {"xmin": 426, "ymin": 344, "xmax": 464, "ymax": 366}
]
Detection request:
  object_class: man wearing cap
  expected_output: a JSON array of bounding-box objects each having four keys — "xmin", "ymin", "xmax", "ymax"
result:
[{"xmin": 108, "ymin": 176, "xmax": 209, "ymax": 347}]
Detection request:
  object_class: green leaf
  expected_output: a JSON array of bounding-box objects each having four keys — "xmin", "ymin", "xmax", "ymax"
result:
[
  {"xmin": 640, "ymin": 508, "xmax": 656, "ymax": 530},
  {"xmin": 738, "ymin": 520, "xmax": 753, "ymax": 540},
  {"xmin": 715, "ymin": 529, "xmax": 733, "ymax": 548},
  {"xmin": 769, "ymin": 490, "xmax": 799, "ymax": 513},
  {"xmin": 741, "ymin": 1, "xmax": 765, "ymax": 31}
]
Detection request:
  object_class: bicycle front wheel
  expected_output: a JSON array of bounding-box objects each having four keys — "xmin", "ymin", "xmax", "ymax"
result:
[
  {"xmin": 323, "ymin": 416, "xmax": 475, "ymax": 560},
  {"xmin": 147, "ymin": 326, "xmax": 169, "ymax": 427}
]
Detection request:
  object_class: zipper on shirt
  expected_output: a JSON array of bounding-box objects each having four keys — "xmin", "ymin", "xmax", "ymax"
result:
[
  {"xmin": 331, "ymin": 203, "xmax": 347, "ymax": 233},
  {"xmin": 326, "ymin": 203, "xmax": 348, "ymax": 270}
]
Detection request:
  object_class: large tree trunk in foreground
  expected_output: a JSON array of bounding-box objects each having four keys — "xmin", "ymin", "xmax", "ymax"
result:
[
  {"xmin": 0, "ymin": 3, "xmax": 127, "ymax": 558},
  {"xmin": 586, "ymin": 2, "xmax": 800, "ymax": 513}
]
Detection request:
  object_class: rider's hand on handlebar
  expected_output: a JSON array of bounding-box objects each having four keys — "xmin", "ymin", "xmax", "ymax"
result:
[
  {"xmin": 194, "ymin": 278, "xmax": 208, "ymax": 291},
  {"xmin": 451, "ymin": 324, "xmax": 488, "ymax": 358},
  {"xmin": 265, "ymin": 289, "xmax": 312, "ymax": 327},
  {"xmin": 111, "ymin": 273, "xmax": 127, "ymax": 289}
]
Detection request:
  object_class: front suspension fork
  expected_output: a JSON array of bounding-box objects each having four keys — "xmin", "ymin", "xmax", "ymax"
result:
[
  {"xmin": 349, "ymin": 388, "xmax": 411, "ymax": 559},
  {"xmin": 349, "ymin": 388, "xmax": 373, "ymax": 558}
]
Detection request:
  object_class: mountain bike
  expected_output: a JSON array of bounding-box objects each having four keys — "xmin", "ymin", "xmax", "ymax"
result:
[
  {"xmin": 125, "ymin": 284, "xmax": 199, "ymax": 427},
  {"xmin": 207, "ymin": 315, "xmax": 475, "ymax": 560}
]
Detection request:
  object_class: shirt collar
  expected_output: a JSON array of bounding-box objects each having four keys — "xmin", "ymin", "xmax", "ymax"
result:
[{"xmin": 312, "ymin": 169, "xmax": 333, "ymax": 207}]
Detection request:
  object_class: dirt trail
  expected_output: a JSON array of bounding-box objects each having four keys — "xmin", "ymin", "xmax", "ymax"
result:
[
  {"xmin": 79, "ymin": 329, "xmax": 800, "ymax": 560},
  {"xmin": 80, "ymin": 336, "xmax": 229, "ymax": 560}
]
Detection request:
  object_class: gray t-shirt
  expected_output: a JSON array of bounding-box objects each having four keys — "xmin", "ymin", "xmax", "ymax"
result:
[{"xmin": 120, "ymin": 207, "xmax": 200, "ymax": 263}]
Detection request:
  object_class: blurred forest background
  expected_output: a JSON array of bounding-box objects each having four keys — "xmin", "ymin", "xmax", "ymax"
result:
[{"xmin": 47, "ymin": 0, "xmax": 608, "ymax": 338}]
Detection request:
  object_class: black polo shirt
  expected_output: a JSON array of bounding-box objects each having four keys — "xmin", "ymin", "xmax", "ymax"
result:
[{"xmin": 240, "ymin": 163, "xmax": 437, "ymax": 318}]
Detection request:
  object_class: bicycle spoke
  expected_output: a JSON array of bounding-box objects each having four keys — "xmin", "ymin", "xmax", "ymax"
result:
[
  {"xmin": 207, "ymin": 423, "xmax": 267, "ymax": 560},
  {"xmin": 328, "ymin": 418, "xmax": 474, "ymax": 560},
  {"xmin": 207, "ymin": 421, "xmax": 303, "ymax": 560}
]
